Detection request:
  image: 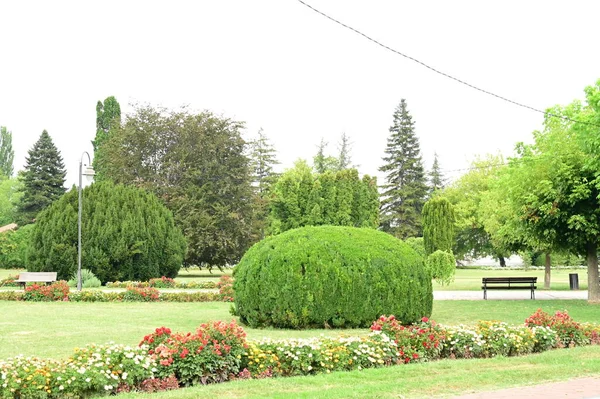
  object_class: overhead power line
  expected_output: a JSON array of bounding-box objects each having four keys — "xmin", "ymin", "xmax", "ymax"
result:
[{"xmin": 295, "ymin": 0, "xmax": 600, "ymax": 129}]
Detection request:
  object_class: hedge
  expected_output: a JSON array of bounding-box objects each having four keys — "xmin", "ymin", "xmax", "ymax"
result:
[{"xmin": 233, "ymin": 226, "xmax": 432, "ymax": 329}]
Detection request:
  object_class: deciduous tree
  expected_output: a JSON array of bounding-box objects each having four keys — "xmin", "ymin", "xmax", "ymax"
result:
[{"xmin": 0, "ymin": 126, "xmax": 14, "ymax": 178}]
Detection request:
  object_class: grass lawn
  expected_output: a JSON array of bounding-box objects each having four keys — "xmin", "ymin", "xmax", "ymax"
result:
[
  {"xmin": 1, "ymin": 299, "xmax": 599, "ymax": 398},
  {"xmin": 0, "ymin": 269, "xmax": 22, "ymax": 281},
  {"xmin": 1, "ymin": 300, "xmax": 599, "ymax": 360},
  {"xmin": 116, "ymin": 346, "xmax": 600, "ymax": 399},
  {"xmin": 433, "ymin": 268, "xmax": 589, "ymax": 291}
]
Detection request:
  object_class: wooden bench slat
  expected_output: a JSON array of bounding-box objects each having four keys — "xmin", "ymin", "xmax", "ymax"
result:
[{"xmin": 15, "ymin": 272, "xmax": 57, "ymax": 288}]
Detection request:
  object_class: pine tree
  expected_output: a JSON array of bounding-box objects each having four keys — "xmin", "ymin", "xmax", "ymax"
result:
[
  {"xmin": 313, "ymin": 138, "xmax": 338, "ymax": 173},
  {"xmin": 17, "ymin": 130, "xmax": 66, "ymax": 225},
  {"xmin": 92, "ymin": 96, "xmax": 121, "ymax": 182},
  {"xmin": 429, "ymin": 152, "xmax": 444, "ymax": 194},
  {"xmin": 0, "ymin": 126, "xmax": 14, "ymax": 177},
  {"xmin": 379, "ymin": 99, "xmax": 428, "ymax": 239},
  {"xmin": 337, "ymin": 132, "xmax": 353, "ymax": 171},
  {"xmin": 248, "ymin": 128, "xmax": 279, "ymax": 195}
]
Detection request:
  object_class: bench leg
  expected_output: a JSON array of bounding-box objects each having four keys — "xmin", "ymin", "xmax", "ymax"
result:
[
  {"xmin": 531, "ymin": 288, "xmax": 535, "ymax": 300},
  {"xmin": 483, "ymin": 288, "xmax": 487, "ymax": 300}
]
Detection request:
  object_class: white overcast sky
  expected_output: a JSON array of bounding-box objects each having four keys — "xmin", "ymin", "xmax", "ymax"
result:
[{"xmin": 1, "ymin": 0, "xmax": 599, "ymax": 187}]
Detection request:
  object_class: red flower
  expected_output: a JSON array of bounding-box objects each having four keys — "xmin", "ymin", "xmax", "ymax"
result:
[{"xmin": 421, "ymin": 317, "xmax": 429, "ymax": 323}]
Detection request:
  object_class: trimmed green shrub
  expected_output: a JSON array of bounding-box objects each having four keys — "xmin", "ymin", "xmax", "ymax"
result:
[
  {"xmin": 27, "ymin": 181, "xmax": 187, "ymax": 283},
  {"xmin": 234, "ymin": 226, "xmax": 432, "ymax": 329},
  {"xmin": 405, "ymin": 237, "xmax": 425, "ymax": 260}
]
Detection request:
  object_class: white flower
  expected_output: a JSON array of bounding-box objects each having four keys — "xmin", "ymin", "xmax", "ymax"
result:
[
  {"xmin": 122, "ymin": 372, "xmax": 128, "ymax": 380},
  {"xmin": 59, "ymin": 385, "xmax": 64, "ymax": 390}
]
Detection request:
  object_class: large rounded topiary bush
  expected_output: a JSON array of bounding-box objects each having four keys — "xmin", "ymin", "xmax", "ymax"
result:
[
  {"xmin": 233, "ymin": 226, "xmax": 432, "ymax": 329},
  {"xmin": 28, "ymin": 181, "xmax": 187, "ymax": 283}
]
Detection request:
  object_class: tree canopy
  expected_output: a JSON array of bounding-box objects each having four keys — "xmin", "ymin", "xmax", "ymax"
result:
[
  {"xmin": 101, "ymin": 105, "xmax": 255, "ymax": 269},
  {"xmin": 0, "ymin": 126, "xmax": 14, "ymax": 178},
  {"xmin": 92, "ymin": 96, "xmax": 122, "ymax": 182}
]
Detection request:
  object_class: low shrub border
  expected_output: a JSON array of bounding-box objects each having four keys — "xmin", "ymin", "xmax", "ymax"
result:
[
  {"xmin": 1, "ymin": 310, "xmax": 599, "ymax": 398},
  {"xmin": 106, "ymin": 279, "xmax": 217, "ymax": 289},
  {"xmin": 0, "ymin": 289, "xmax": 223, "ymax": 303}
]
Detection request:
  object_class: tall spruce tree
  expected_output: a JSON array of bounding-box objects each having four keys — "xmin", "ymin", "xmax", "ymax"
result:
[
  {"xmin": 337, "ymin": 132, "xmax": 353, "ymax": 171},
  {"xmin": 429, "ymin": 152, "xmax": 444, "ymax": 194},
  {"xmin": 248, "ymin": 128, "xmax": 279, "ymax": 195},
  {"xmin": 313, "ymin": 138, "xmax": 338, "ymax": 174},
  {"xmin": 17, "ymin": 130, "xmax": 66, "ymax": 225},
  {"xmin": 92, "ymin": 96, "xmax": 121, "ymax": 182},
  {"xmin": 248, "ymin": 128, "xmax": 280, "ymax": 239},
  {"xmin": 379, "ymin": 99, "xmax": 428, "ymax": 239},
  {"xmin": 0, "ymin": 126, "xmax": 15, "ymax": 177}
]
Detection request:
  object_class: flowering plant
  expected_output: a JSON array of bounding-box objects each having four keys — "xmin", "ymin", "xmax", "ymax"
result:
[
  {"xmin": 442, "ymin": 326, "xmax": 486, "ymax": 359},
  {"xmin": 123, "ymin": 286, "xmax": 160, "ymax": 302},
  {"xmin": 244, "ymin": 332, "xmax": 400, "ymax": 377},
  {"xmin": 476, "ymin": 321, "xmax": 535, "ymax": 357},
  {"xmin": 141, "ymin": 321, "xmax": 247, "ymax": 386},
  {"xmin": 148, "ymin": 276, "xmax": 177, "ymax": 289},
  {"xmin": 0, "ymin": 343, "xmax": 156, "ymax": 398},
  {"xmin": 216, "ymin": 276, "xmax": 234, "ymax": 302},
  {"xmin": 23, "ymin": 281, "xmax": 69, "ymax": 302},
  {"xmin": 525, "ymin": 309, "xmax": 589, "ymax": 347},
  {"xmin": 370, "ymin": 315, "xmax": 446, "ymax": 362}
]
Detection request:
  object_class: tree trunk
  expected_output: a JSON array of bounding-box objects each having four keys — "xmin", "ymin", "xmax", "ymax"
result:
[
  {"xmin": 499, "ymin": 256, "xmax": 506, "ymax": 267},
  {"xmin": 544, "ymin": 252, "xmax": 551, "ymax": 290},
  {"xmin": 586, "ymin": 243, "xmax": 600, "ymax": 302}
]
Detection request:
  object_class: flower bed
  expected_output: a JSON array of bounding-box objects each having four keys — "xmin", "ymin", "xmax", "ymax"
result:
[
  {"xmin": 0, "ymin": 290, "xmax": 223, "ymax": 303},
  {"xmin": 106, "ymin": 279, "xmax": 217, "ymax": 289},
  {"xmin": 1, "ymin": 310, "xmax": 599, "ymax": 398}
]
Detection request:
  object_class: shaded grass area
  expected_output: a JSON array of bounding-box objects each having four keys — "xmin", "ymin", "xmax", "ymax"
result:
[
  {"xmin": 116, "ymin": 346, "xmax": 600, "ymax": 399},
  {"xmin": 1, "ymin": 300, "xmax": 599, "ymax": 360},
  {"xmin": 434, "ymin": 268, "xmax": 589, "ymax": 291},
  {"xmin": 0, "ymin": 269, "xmax": 23, "ymax": 281}
]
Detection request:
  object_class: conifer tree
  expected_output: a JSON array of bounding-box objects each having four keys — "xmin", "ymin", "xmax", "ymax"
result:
[
  {"xmin": 0, "ymin": 126, "xmax": 14, "ymax": 177},
  {"xmin": 337, "ymin": 132, "xmax": 354, "ymax": 171},
  {"xmin": 429, "ymin": 152, "xmax": 444, "ymax": 194},
  {"xmin": 422, "ymin": 197, "xmax": 455, "ymax": 256},
  {"xmin": 248, "ymin": 128, "xmax": 279, "ymax": 195},
  {"xmin": 92, "ymin": 96, "xmax": 121, "ymax": 182},
  {"xmin": 17, "ymin": 130, "xmax": 66, "ymax": 225},
  {"xmin": 313, "ymin": 138, "xmax": 338, "ymax": 174},
  {"xmin": 379, "ymin": 99, "xmax": 428, "ymax": 239}
]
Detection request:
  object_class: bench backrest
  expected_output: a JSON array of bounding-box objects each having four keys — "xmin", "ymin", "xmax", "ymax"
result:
[
  {"xmin": 482, "ymin": 277, "xmax": 537, "ymax": 283},
  {"xmin": 16, "ymin": 272, "xmax": 57, "ymax": 282}
]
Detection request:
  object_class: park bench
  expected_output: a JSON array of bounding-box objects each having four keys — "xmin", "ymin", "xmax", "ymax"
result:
[
  {"xmin": 15, "ymin": 272, "xmax": 57, "ymax": 289},
  {"xmin": 481, "ymin": 277, "xmax": 537, "ymax": 300}
]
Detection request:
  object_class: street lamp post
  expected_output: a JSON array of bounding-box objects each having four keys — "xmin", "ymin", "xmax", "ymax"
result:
[{"xmin": 78, "ymin": 152, "xmax": 95, "ymax": 291}]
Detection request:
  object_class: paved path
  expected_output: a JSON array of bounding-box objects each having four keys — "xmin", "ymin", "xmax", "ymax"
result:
[
  {"xmin": 434, "ymin": 290, "xmax": 588, "ymax": 300},
  {"xmin": 451, "ymin": 376, "xmax": 600, "ymax": 399}
]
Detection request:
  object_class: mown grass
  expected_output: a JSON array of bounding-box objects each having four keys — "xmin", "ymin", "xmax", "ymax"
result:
[
  {"xmin": 1, "ymin": 300, "xmax": 599, "ymax": 360},
  {"xmin": 433, "ymin": 268, "xmax": 589, "ymax": 291},
  {"xmin": 116, "ymin": 346, "xmax": 600, "ymax": 399}
]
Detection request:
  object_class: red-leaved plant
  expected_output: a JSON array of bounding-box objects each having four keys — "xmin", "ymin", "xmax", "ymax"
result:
[{"xmin": 525, "ymin": 309, "xmax": 589, "ymax": 347}]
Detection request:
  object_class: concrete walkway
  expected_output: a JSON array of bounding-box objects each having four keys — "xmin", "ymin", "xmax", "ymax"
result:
[
  {"xmin": 451, "ymin": 376, "xmax": 600, "ymax": 399},
  {"xmin": 434, "ymin": 290, "xmax": 588, "ymax": 300}
]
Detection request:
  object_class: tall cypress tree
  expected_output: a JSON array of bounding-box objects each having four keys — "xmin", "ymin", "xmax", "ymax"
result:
[
  {"xmin": 337, "ymin": 132, "xmax": 354, "ymax": 171},
  {"xmin": 248, "ymin": 128, "xmax": 279, "ymax": 195},
  {"xmin": 429, "ymin": 152, "xmax": 444, "ymax": 194},
  {"xmin": 92, "ymin": 96, "xmax": 121, "ymax": 182},
  {"xmin": 0, "ymin": 126, "xmax": 14, "ymax": 178},
  {"xmin": 17, "ymin": 130, "xmax": 67, "ymax": 225},
  {"xmin": 379, "ymin": 99, "xmax": 428, "ymax": 239}
]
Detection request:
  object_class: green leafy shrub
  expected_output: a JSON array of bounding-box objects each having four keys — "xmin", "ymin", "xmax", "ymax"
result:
[
  {"xmin": 67, "ymin": 269, "xmax": 102, "ymax": 288},
  {"xmin": 234, "ymin": 226, "xmax": 433, "ymax": 329},
  {"xmin": 23, "ymin": 281, "xmax": 70, "ymax": 302},
  {"xmin": 216, "ymin": 275, "xmax": 234, "ymax": 302},
  {"xmin": 0, "ymin": 224, "xmax": 33, "ymax": 269},
  {"xmin": 405, "ymin": 237, "xmax": 425, "ymax": 259},
  {"xmin": 27, "ymin": 181, "xmax": 187, "ymax": 283},
  {"xmin": 425, "ymin": 250, "xmax": 456, "ymax": 286}
]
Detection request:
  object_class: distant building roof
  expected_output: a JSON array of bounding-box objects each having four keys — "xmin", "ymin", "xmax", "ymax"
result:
[{"xmin": 0, "ymin": 223, "xmax": 17, "ymax": 233}]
